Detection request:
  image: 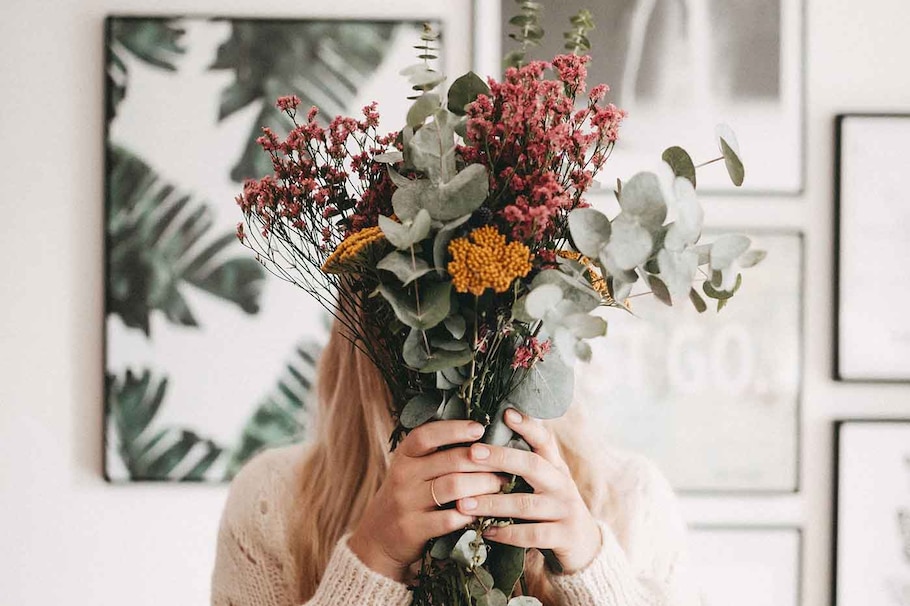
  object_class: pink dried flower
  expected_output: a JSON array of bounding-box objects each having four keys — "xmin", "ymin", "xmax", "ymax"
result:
[{"xmin": 276, "ymin": 95, "xmax": 301, "ymax": 112}]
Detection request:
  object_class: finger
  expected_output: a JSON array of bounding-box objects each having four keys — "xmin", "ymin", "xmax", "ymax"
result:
[
  {"xmin": 420, "ymin": 446, "xmax": 497, "ymax": 480},
  {"xmin": 415, "ymin": 509, "xmax": 476, "ymax": 541},
  {"xmin": 428, "ymin": 472, "xmax": 505, "ymax": 510},
  {"xmin": 469, "ymin": 443, "xmax": 564, "ymax": 492},
  {"xmin": 482, "ymin": 522, "xmax": 563, "ymax": 549},
  {"xmin": 457, "ymin": 492, "xmax": 567, "ymax": 521},
  {"xmin": 399, "ymin": 420, "xmax": 485, "ymax": 458},
  {"xmin": 503, "ymin": 409, "xmax": 564, "ymax": 470}
]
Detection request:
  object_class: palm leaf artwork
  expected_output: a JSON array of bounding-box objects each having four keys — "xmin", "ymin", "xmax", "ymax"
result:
[
  {"xmin": 106, "ymin": 369, "xmax": 226, "ymax": 481},
  {"xmin": 106, "ymin": 144, "xmax": 265, "ymax": 335},
  {"xmin": 208, "ymin": 20, "xmax": 402, "ymax": 181},
  {"xmin": 105, "ymin": 17, "xmax": 186, "ymax": 120},
  {"xmin": 225, "ymin": 340, "xmax": 324, "ymax": 479}
]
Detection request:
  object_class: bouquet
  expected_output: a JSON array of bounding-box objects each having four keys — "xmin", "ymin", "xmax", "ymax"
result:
[{"xmin": 236, "ymin": 7, "xmax": 763, "ymax": 605}]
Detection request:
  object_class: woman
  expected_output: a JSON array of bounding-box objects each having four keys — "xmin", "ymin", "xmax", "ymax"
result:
[{"xmin": 211, "ymin": 318, "xmax": 700, "ymax": 605}]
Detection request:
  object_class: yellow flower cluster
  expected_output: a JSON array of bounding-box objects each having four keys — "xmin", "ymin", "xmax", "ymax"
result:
[
  {"xmin": 557, "ymin": 250, "xmax": 611, "ymax": 301},
  {"xmin": 448, "ymin": 225, "xmax": 533, "ymax": 295},
  {"xmin": 321, "ymin": 226, "xmax": 385, "ymax": 274}
]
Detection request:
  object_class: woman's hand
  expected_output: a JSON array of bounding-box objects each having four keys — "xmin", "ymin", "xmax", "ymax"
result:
[
  {"xmin": 456, "ymin": 409, "xmax": 602, "ymax": 574},
  {"xmin": 348, "ymin": 420, "xmax": 504, "ymax": 582}
]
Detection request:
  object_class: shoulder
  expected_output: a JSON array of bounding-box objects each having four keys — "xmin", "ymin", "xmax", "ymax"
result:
[{"xmin": 220, "ymin": 444, "xmax": 307, "ymax": 547}]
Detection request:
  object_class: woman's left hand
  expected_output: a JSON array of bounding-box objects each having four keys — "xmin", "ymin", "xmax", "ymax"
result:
[{"xmin": 455, "ymin": 408, "xmax": 602, "ymax": 574}]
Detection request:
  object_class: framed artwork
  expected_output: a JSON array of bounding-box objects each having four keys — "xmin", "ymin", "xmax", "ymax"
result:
[
  {"xmin": 574, "ymin": 230, "xmax": 804, "ymax": 493},
  {"xmin": 834, "ymin": 114, "xmax": 910, "ymax": 382},
  {"xmin": 103, "ymin": 16, "xmax": 447, "ymax": 482},
  {"xmin": 476, "ymin": 0, "xmax": 805, "ymax": 194},
  {"xmin": 833, "ymin": 420, "xmax": 910, "ymax": 606},
  {"xmin": 690, "ymin": 526, "xmax": 802, "ymax": 606}
]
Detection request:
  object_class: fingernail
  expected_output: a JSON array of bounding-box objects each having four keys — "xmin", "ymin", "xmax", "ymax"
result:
[
  {"xmin": 461, "ymin": 497, "xmax": 477, "ymax": 511},
  {"xmin": 472, "ymin": 444, "xmax": 491, "ymax": 460},
  {"xmin": 483, "ymin": 527, "xmax": 499, "ymax": 537},
  {"xmin": 468, "ymin": 423, "xmax": 485, "ymax": 439},
  {"xmin": 505, "ymin": 409, "xmax": 522, "ymax": 424}
]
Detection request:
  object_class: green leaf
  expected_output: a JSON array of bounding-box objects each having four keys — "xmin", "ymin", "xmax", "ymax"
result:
[
  {"xmin": 562, "ymin": 313, "xmax": 608, "ymax": 339},
  {"xmin": 377, "ymin": 251, "xmax": 433, "ymax": 285},
  {"xmin": 378, "ymin": 210, "xmax": 431, "ymax": 250},
  {"xmin": 444, "ymin": 314, "xmax": 467, "ymax": 339},
  {"xmin": 662, "ymin": 146, "xmax": 697, "ymax": 188},
  {"xmin": 506, "ymin": 345, "xmax": 574, "ymax": 419},
  {"xmin": 568, "ymin": 207, "xmax": 612, "ymax": 258},
  {"xmin": 618, "ymin": 172, "xmax": 667, "ymax": 228},
  {"xmin": 702, "ymin": 273, "xmax": 742, "ymax": 301},
  {"xmin": 438, "ymin": 394, "xmax": 467, "ymax": 420},
  {"xmin": 657, "ymin": 248, "xmax": 698, "ymax": 304},
  {"xmin": 400, "ymin": 393, "xmax": 441, "ymax": 429},
  {"xmin": 409, "ymin": 109, "xmax": 457, "ymax": 184},
  {"xmin": 602, "ymin": 216, "xmax": 652, "ymax": 272},
  {"xmin": 709, "ymin": 234, "xmax": 751, "ymax": 271},
  {"xmin": 430, "ymin": 533, "xmax": 458, "ymax": 559},
  {"xmin": 478, "ymin": 589, "xmax": 508, "ymax": 606},
  {"xmin": 740, "ymin": 249, "xmax": 767, "ymax": 268},
  {"xmin": 531, "ymin": 270, "xmax": 600, "ymax": 314},
  {"xmin": 452, "ymin": 530, "xmax": 487, "ymax": 568},
  {"xmin": 407, "ymin": 93, "xmax": 441, "ymax": 129},
  {"xmin": 433, "ymin": 213, "xmax": 472, "ymax": 274},
  {"xmin": 403, "ymin": 328, "xmax": 429, "ymax": 369},
  {"xmin": 648, "ymin": 275, "xmax": 672, "ymax": 306},
  {"xmin": 434, "ymin": 163, "xmax": 490, "ymax": 220},
  {"xmin": 447, "ymin": 71, "xmax": 491, "ymax": 115},
  {"xmin": 664, "ymin": 178, "xmax": 703, "ymax": 251},
  {"xmin": 525, "ymin": 284, "xmax": 564, "ymax": 319},
  {"xmin": 689, "ymin": 288, "xmax": 708, "ymax": 313},
  {"xmin": 508, "ymin": 597, "xmax": 543, "ymax": 606},
  {"xmin": 377, "ymin": 281, "xmax": 452, "ymax": 330},
  {"xmin": 487, "ymin": 544, "xmax": 526, "ymax": 596},
  {"xmin": 720, "ymin": 139, "xmax": 745, "ymax": 187},
  {"xmin": 420, "ymin": 348, "xmax": 474, "ymax": 373},
  {"xmin": 373, "ymin": 151, "xmax": 404, "ymax": 164}
]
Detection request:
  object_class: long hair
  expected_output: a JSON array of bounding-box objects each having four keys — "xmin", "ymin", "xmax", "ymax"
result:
[{"xmin": 292, "ymin": 318, "xmax": 608, "ymax": 603}]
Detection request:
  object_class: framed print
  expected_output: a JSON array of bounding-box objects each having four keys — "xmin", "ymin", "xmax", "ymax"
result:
[
  {"xmin": 690, "ymin": 526, "xmax": 802, "ymax": 606},
  {"xmin": 834, "ymin": 114, "xmax": 910, "ymax": 382},
  {"xmin": 103, "ymin": 16, "xmax": 449, "ymax": 482},
  {"xmin": 833, "ymin": 420, "xmax": 910, "ymax": 606},
  {"xmin": 574, "ymin": 231, "xmax": 803, "ymax": 493},
  {"xmin": 479, "ymin": 0, "xmax": 804, "ymax": 194}
]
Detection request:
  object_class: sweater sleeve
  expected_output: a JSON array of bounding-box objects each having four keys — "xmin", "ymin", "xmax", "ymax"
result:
[
  {"xmin": 547, "ymin": 456, "xmax": 702, "ymax": 606},
  {"xmin": 210, "ymin": 448, "xmax": 412, "ymax": 606}
]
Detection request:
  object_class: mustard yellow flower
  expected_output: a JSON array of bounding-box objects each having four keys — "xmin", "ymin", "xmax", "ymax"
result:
[
  {"xmin": 447, "ymin": 226, "xmax": 533, "ymax": 296},
  {"xmin": 322, "ymin": 226, "xmax": 386, "ymax": 274}
]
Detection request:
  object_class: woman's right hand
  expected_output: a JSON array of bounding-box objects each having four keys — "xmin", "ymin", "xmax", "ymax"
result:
[{"xmin": 348, "ymin": 420, "xmax": 502, "ymax": 582}]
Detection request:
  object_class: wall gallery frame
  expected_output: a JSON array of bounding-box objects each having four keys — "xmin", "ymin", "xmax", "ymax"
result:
[
  {"xmin": 834, "ymin": 114, "xmax": 910, "ymax": 383},
  {"xmin": 833, "ymin": 420, "xmax": 910, "ymax": 606},
  {"xmin": 690, "ymin": 526, "xmax": 802, "ymax": 606},
  {"xmin": 574, "ymin": 230, "xmax": 804, "ymax": 494},
  {"xmin": 474, "ymin": 0, "xmax": 806, "ymax": 195},
  {"xmin": 102, "ymin": 15, "xmax": 443, "ymax": 482}
]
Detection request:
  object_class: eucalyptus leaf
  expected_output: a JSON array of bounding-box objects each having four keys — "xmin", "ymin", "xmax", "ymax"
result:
[
  {"xmin": 648, "ymin": 275, "xmax": 672, "ymax": 306},
  {"xmin": 618, "ymin": 172, "xmax": 667, "ymax": 228},
  {"xmin": 739, "ymin": 249, "xmax": 767, "ymax": 268},
  {"xmin": 377, "ymin": 251, "xmax": 433, "ymax": 285},
  {"xmin": 709, "ymin": 234, "xmax": 751, "ymax": 271},
  {"xmin": 720, "ymin": 138, "xmax": 745, "ymax": 187},
  {"xmin": 373, "ymin": 151, "xmax": 404, "ymax": 164},
  {"xmin": 483, "ymin": 404, "xmax": 516, "ymax": 447},
  {"xmin": 432, "ymin": 163, "xmax": 490, "ymax": 220},
  {"xmin": 447, "ymin": 71, "xmax": 490, "ymax": 115},
  {"xmin": 531, "ymin": 270, "xmax": 600, "ymax": 313},
  {"xmin": 387, "ymin": 167, "xmax": 414, "ymax": 189},
  {"xmin": 378, "ymin": 210, "xmax": 431, "ymax": 250},
  {"xmin": 401, "ymin": 393, "xmax": 441, "ymax": 429},
  {"xmin": 505, "ymin": 344, "xmax": 574, "ymax": 419},
  {"xmin": 409, "ymin": 109, "xmax": 456, "ymax": 184},
  {"xmin": 602, "ymin": 216, "xmax": 653, "ymax": 272},
  {"xmin": 431, "ymin": 338, "xmax": 469, "ymax": 352},
  {"xmin": 472, "ymin": 567, "xmax": 495, "ymax": 595},
  {"xmin": 377, "ymin": 280, "xmax": 451, "ymax": 330},
  {"xmin": 508, "ymin": 597, "xmax": 542, "ymax": 606},
  {"xmin": 406, "ymin": 93, "xmax": 441, "ymax": 129},
  {"xmin": 444, "ymin": 314, "xmax": 467, "ymax": 339},
  {"xmin": 438, "ymin": 394, "xmax": 467, "ymax": 420},
  {"xmin": 430, "ymin": 533, "xmax": 458, "ymax": 559},
  {"xmin": 478, "ymin": 589, "xmax": 508, "ymax": 606},
  {"xmin": 568, "ymin": 207, "xmax": 612, "ymax": 258},
  {"xmin": 420, "ymin": 347, "xmax": 474, "ymax": 373},
  {"xmin": 689, "ymin": 288, "xmax": 708, "ymax": 313},
  {"xmin": 664, "ymin": 178, "xmax": 703, "ymax": 251},
  {"xmin": 574, "ymin": 338, "xmax": 593, "ymax": 363},
  {"xmin": 437, "ymin": 370, "xmax": 459, "ymax": 390},
  {"xmin": 452, "ymin": 530, "xmax": 487, "ymax": 568},
  {"xmin": 403, "ymin": 327, "xmax": 428, "ymax": 369},
  {"xmin": 657, "ymin": 248, "xmax": 698, "ymax": 304},
  {"xmin": 525, "ymin": 283, "xmax": 564, "ymax": 319},
  {"xmin": 562, "ymin": 313, "xmax": 607, "ymax": 339},
  {"xmin": 661, "ymin": 146, "xmax": 696, "ymax": 188}
]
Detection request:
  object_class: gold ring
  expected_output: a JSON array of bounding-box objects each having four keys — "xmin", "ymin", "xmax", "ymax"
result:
[{"xmin": 430, "ymin": 478, "xmax": 443, "ymax": 508}]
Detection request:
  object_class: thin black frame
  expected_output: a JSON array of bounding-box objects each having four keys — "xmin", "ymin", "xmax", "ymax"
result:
[
  {"xmin": 475, "ymin": 0, "xmax": 808, "ymax": 197},
  {"xmin": 833, "ymin": 113, "xmax": 910, "ymax": 383},
  {"xmin": 831, "ymin": 419, "xmax": 910, "ymax": 606},
  {"xmin": 676, "ymin": 228, "xmax": 805, "ymax": 496},
  {"xmin": 689, "ymin": 524, "xmax": 804, "ymax": 606}
]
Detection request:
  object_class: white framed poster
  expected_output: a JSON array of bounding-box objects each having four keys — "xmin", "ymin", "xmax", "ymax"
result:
[
  {"xmin": 574, "ymin": 231, "xmax": 803, "ymax": 493},
  {"xmin": 834, "ymin": 420, "xmax": 910, "ymax": 606},
  {"xmin": 690, "ymin": 526, "xmax": 802, "ymax": 606},
  {"xmin": 103, "ymin": 15, "xmax": 459, "ymax": 482},
  {"xmin": 480, "ymin": 0, "xmax": 805, "ymax": 194},
  {"xmin": 835, "ymin": 114, "xmax": 910, "ymax": 382}
]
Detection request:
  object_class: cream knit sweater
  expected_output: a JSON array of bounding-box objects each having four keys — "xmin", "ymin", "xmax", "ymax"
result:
[{"xmin": 211, "ymin": 444, "xmax": 701, "ymax": 606}]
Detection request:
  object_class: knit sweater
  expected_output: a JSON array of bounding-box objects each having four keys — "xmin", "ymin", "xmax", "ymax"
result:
[{"xmin": 211, "ymin": 444, "xmax": 700, "ymax": 606}]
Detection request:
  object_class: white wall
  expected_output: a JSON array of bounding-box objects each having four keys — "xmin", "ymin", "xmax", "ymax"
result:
[{"xmin": 1, "ymin": 0, "xmax": 908, "ymax": 605}]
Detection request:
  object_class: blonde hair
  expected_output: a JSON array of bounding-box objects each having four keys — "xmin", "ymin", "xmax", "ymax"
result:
[{"xmin": 292, "ymin": 318, "xmax": 606, "ymax": 603}]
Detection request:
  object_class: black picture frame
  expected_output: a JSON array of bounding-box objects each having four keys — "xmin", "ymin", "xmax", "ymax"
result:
[
  {"xmin": 689, "ymin": 525, "xmax": 804, "ymax": 606},
  {"xmin": 833, "ymin": 113, "xmax": 910, "ymax": 383},
  {"xmin": 831, "ymin": 419, "xmax": 910, "ymax": 606}
]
